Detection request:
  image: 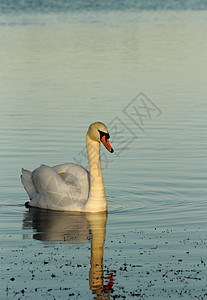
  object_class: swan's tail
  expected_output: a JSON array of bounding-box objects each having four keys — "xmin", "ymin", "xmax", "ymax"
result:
[{"xmin": 21, "ymin": 168, "xmax": 36, "ymax": 200}]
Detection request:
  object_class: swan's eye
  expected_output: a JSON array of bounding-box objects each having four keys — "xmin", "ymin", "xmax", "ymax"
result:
[{"xmin": 98, "ymin": 130, "xmax": 110, "ymax": 141}]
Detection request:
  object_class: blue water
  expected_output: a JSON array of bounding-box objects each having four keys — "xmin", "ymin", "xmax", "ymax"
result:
[
  {"xmin": 0, "ymin": 1, "xmax": 207, "ymax": 298},
  {"xmin": 0, "ymin": 0, "xmax": 207, "ymax": 14}
]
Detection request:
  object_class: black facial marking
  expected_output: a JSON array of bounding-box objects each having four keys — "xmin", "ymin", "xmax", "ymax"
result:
[{"xmin": 98, "ymin": 129, "xmax": 110, "ymax": 140}]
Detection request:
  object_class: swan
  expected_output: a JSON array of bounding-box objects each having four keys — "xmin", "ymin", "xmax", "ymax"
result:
[{"xmin": 21, "ymin": 122, "xmax": 114, "ymax": 212}]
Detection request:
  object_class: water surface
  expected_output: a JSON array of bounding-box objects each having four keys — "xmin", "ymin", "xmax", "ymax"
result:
[{"xmin": 0, "ymin": 2, "xmax": 207, "ymax": 299}]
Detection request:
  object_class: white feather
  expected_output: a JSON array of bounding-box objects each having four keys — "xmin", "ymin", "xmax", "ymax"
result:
[{"xmin": 21, "ymin": 122, "xmax": 113, "ymax": 212}]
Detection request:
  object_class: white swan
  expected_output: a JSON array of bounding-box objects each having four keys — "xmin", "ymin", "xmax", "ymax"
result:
[{"xmin": 21, "ymin": 122, "xmax": 114, "ymax": 212}]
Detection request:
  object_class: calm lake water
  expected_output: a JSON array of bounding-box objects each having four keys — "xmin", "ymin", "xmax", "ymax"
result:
[{"xmin": 0, "ymin": 1, "xmax": 207, "ymax": 299}]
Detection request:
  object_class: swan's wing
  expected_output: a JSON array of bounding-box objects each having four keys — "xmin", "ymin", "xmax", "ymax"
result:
[
  {"xmin": 52, "ymin": 163, "xmax": 89, "ymax": 200},
  {"xmin": 21, "ymin": 168, "xmax": 36, "ymax": 200},
  {"xmin": 29, "ymin": 164, "xmax": 89, "ymax": 211}
]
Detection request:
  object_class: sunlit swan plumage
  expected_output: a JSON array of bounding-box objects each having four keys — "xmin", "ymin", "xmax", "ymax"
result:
[{"xmin": 21, "ymin": 122, "xmax": 114, "ymax": 212}]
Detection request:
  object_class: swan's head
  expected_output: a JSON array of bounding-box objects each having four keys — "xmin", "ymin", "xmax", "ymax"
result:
[{"xmin": 87, "ymin": 122, "xmax": 114, "ymax": 153}]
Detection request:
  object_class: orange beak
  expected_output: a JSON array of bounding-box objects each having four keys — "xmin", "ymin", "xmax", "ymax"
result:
[{"xmin": 101, "ymin": 135, "xmax": 114, "ymax": 153}]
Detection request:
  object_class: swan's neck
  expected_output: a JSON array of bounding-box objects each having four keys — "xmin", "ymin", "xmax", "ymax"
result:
[{"xmin": 85, "ymin": 135, "xmax": 107, "ymax": 212}]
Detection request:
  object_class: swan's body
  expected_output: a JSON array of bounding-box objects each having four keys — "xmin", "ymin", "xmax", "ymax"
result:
[{"xmin": 21, "ymin": 122, "xmax": 113, "ymax": 212}]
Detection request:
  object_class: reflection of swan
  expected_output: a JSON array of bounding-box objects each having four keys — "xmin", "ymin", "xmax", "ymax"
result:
[
  {"xmin": 86, "ymin": 213, "xmax": 114, "ymax": 297},
  {"xmin": 21, "ymin": 122, "xmax": 114, "ymax": 212},
  {"xmin": 22, "ymin": 208, "xmax": 114, "ymax": 297},
  {"xmin": 23, "ymin": 208, "xmax": 90, "ymax": 243}
]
